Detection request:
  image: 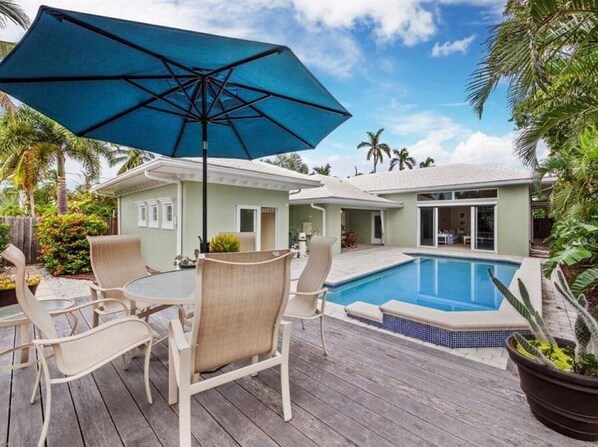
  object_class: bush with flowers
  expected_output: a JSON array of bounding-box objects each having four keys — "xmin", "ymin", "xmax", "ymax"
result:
[{"xmin": 37, "ymin": 213, "xmax": 107, "ymax": 275}]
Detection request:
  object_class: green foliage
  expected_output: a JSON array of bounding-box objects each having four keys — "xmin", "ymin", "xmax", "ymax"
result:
[
  {"xmin": 515, "ymin": 335, "xmax": 572, "ymax": 371},
  {"xmin": 68, "ymin": 190, "xmax": 116, "ymax": 218},
  {"xmin": 37, "ymin": 214, "xmax": 107, "ymax": 275},
  {"xmin": 572, "ymin": 268, "xmax": 598, "ymax": 296},
  {"xmin": 312, "ymin": 163, "xmax": 332, "ymax": 176},
  {"xmin": 0, "ymin": 221, "xmax": 10, "ymax": 252},
  {"xmin": 209, "ymin": 233, "xmax": 241, "ymax": 253},
  {"xmin": 357, "ymin": 129, "xmax": 391, "ymax": 173},
  {"xmin": 264, "ymin": 153, "xmax": 309, "ymax": 174},
  {"xmin": 389, "ymin": 147, "xmax": 416, "ymax": 171}
]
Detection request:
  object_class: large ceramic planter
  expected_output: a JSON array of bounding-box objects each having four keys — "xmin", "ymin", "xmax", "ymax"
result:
[
  {"xmin": 506, "ymin": 335, "xmax": 598, "ymax": 441},
  {"xmin": 0, "ymin": 284, "xmax": 38, "ymax": 308}
]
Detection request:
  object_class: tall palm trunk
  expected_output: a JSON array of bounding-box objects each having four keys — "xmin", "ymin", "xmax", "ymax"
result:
[
  {"xmin": 373, "ymin": 157, "xmax": 377, "ymax": 173},
  {"xmin": 56, "ymin": 152, "xmax": 68, "ymax": 215},
  {"xmin": 28, "ymin": 189, "xmax": 36, "ymax": 217}
]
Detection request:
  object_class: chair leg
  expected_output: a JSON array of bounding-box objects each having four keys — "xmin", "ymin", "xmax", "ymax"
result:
[
  {"xmin": 37, "ymin": 348, "xmax": 52, "ymax": 447},
  {"xmin": 19, "ymin": 323, "xmax": 30, "ymax": 364},
  {"xmin": 143, "ymin": 341, "xmax": 153, "ymax": 404},
  {"xmin": 280, "ymin": 322, "xmax": 293, "ymax": 422},
  {"xmin": 30, "ymin": 363, "xmax": 42, "ymax": 404},
  {"xmin": 320, "ymin": 315, "xmax": 328, "ymax": 356},
  {"xmin": 168, "ymin": 341, "xmax": 178, "ymax": 406},
  {"xmin": 179, "ymin": 392, "xmax": 192, "ymax": 447},
  {"xmin": 301, "ymin": 319, "xmax": 305, "ymax": 331},
  {"xmin": 250, "ymin": 355, "xmax": 259, "ymax": 377},
  {"xmin": 122, "ymin": 352, "xmax": 131, "ymax": 370},
  {"xmin": 92, "ymin": 310, "xmax": 99, "ymax": 328}
]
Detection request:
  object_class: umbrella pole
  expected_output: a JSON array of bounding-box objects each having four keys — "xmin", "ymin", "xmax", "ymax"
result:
[{"xmin": 201, "ymin": 121, "xmax": 209, "ymax": 253}]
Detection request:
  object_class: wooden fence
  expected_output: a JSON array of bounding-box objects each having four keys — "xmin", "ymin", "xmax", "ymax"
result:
[
  {"xmin": 533, "ymin": 217, "xmax": 554, "ymax": 241},
  {"xmin": 1, "ymin": 215, "xmax": 118, "ymax": 264}
]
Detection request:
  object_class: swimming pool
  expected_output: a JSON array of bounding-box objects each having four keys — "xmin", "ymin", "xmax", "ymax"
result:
[{"xmin": 327, "ymin": 256, "xmax": 519, "ymax": 312}]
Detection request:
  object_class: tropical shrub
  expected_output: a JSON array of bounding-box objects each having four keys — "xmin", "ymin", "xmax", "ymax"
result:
[
  {"xmin": 209, "ymin": 233, "xmax": 240, "ymax": 253},
  {"xmin": 37, "ymin": 213, "xmax": 107, "ymax": 275},
  {"xmin": 490, "ymin": 270, "xmax": 598, "ymax": 377},
  {"xmin": 0, "ymin": 222, "xmax": 10, "ymax": 253}
]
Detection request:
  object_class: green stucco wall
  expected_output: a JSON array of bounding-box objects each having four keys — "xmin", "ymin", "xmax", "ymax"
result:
[
  {"xmin": 344, "ymin": 209, "xmax": 372, "ymax": 245},
  {"xmin": 119, "ymin": 181, "xmax": 290, "ymax": 271},
  {"xmin": 289, "ymin": 204, "xmax": 324, "ymax": 238},
  {"xmin": 120, "ymin": 184, "xmax": 178, "ymax": 271},
  {"xmin": 380, "ymin": 185, "xmax": 530, "ymax": 256}
]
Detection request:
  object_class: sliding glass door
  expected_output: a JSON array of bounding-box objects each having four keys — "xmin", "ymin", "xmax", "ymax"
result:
[
  {"xmin": 419, "ymin": 207, "xmax": 437, "ymax": 247},
  {"xmin": 473, "ymin": 205, "xmax": 495, "ymax": 251}
]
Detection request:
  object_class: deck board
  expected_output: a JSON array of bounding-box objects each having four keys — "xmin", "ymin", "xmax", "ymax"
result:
[{"xmin": 0, "ymin": 300, "xmax": 594, "ymax": 447}]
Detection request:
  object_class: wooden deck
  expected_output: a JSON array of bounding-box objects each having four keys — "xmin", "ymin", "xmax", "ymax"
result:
[{"xmin": 0, "ymin": 299, "xmax": 593, "ymax": 447}]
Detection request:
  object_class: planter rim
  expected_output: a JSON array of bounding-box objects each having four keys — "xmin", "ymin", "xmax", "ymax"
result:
[{"xmin": 506, "ymin": 334, "xmax": 598, "ymax": 387}]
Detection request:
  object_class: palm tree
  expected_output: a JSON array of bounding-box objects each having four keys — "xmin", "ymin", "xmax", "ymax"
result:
[
  {"xmin": 357, "ymin": 128, "xmax": 391, "ymax": 173},
  {"xmin": 0, "ymin": 0, "xmax": 29, "ymax": 28},
  {"xmin": 110, "ymin": 147, "xmax": 155, "ymax": 175},
  {"xmin": 0, "ymin": 0, "xmax": 30, "ymax": 115},
  {"xmin": 0, "ymin": 106, "xmax": 114, "ymax": 215},
  {"xmin": 264, "ymin": 153, "xmax": 309, "ymax": 174},
  {"xmin": 419, "ymin": 156, "xmax": 435, "ymax": 168},
  {"xmin": 312, "ymin": 163, "xmax": 331, "ymax": 176},
  {"xmin": 467, "ymin": 0, "xmax": 598, "ymax": 166},
  {"xmin": 389, "ymin": 147, "xmax": 416, "ymax": 171}
]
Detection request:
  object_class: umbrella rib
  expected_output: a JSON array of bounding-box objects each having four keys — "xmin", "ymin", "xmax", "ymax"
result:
[
  {"xmin": 225, "ymin": 81, "xmax": 351, "ymax": 116},
  {"xmin": 143, "ymin": 104, "xmax": 195, "ymax": 119},
  {"xmin": 161, "ymin": 60, "xmax": 203, "ymax": 117},
  {"xmin": 170, "ymin": 82, "xmax": 203, "ymax": 157},
  {"xmin": 0, "ymin": 74, "xmax": 197, "ymax": 83},
  {"xmin": 205, "ymin": 69, "xmax": 233, "ymax": 117},
  {"xmin": 220, "ymin": 85, "xmax": 314, "ymax": 149},
  {"xmin": 208, "ymin": 95, "xmax": 270, "ymax": 120},
  {"xmin": 206, "ymin": 46, "xmax": 286, "ymax": 77},
  {"xmin": 126, "ymin": 79, "xmax": 202, "ymax": 119},
  {"xmin": 207, "ymin": 83, "xmax": 252, "ymax": 159},
  {"xmin": 54, "ymin": 11, "xmax": 198, "ymax": 77},
  {"xmin": 76, "ymin": 78, "xmax": 199, "ymax": 136}
]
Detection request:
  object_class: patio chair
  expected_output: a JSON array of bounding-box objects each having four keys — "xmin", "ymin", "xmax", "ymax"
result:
[
  {"xmin": 168, "ymin": 249, "xmax": 294, "ymax": 447},
  {"xmin": 1, "ymin": 244, "xmax": 154, "ymax": 447},
  {"xmin": 343, "ymin": 231, "xmax": 357, "ymax": 248},
  {"xmin": 88, "ymin": 235, "xmax": 173, "ymax": 327},
  {"xmin": 284, "ymin": 236, "xmax": 335, "ymax": 355}
]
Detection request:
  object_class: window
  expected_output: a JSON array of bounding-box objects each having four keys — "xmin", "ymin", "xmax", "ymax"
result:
[
  {"xmin": 147, "ymin": 200, "xmax": 159, "ymax": 228},
  {"xmin": 160, "ymin": 198, "xmax": 175, "ymax": 230},
  {"xmin": 136, "ymin": 201, "xmax": 147, "ymax": 227},
  {"xmin": 455, "ymin": 189, "xmax": 498, "ymax": 200},
  {"xmin": 416, "ymin": 192, "xmax": 453, "ymax": 201}
]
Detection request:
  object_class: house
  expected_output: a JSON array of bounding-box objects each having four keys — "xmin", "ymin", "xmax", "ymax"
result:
[
  {"xmin": 345, "ymin": 163, "xmax": 543, "ymax": 256},
  {"xmin": 92, "ymin": 157, "xmax": 321, "ymax": 270},
  {"xmin": 291, "ymin": 164, "xmax": 548, "ymax": 257}
]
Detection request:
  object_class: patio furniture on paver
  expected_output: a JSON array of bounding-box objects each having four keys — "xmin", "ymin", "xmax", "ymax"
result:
[
  {"xmin": 168, "ymin": 249, "xmax": 294, "ymax": 447},
  {"xmin": 0, "ymin": 298, "xmax": 76, "ymax": 371},
  {"xmin": 343, "ymin": 231, "xmax": 357, "ymax": 248},
  {"xmin": 284, "ymin": 236, "xmax": 336, "ymax": 355},
  {"xmin": 437, "ymin": 232, "xmax": 460, "ymax": 245},
  {"xmin": 1, "ymin": 244, "xmax": 155, "ymax": 447},
  {"xmin": 88, "ymin": 235, "xmax": 178, "ymax": 327},
  {"xmin": 217, "ymin": 232, "xmax": 257, "ymax": 252}
]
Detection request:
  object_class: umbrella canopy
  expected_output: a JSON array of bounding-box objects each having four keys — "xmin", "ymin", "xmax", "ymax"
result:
[{"xmin": 0, "ymin": 6, "xmax": 351, "ymax": 251}]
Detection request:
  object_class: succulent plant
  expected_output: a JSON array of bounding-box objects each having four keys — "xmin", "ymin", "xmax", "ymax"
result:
[
  {"xmin": 209, "ymin": 233, "xmax": 241, "ymax": 253},
  {"xmin": 489, "ymin": 269, "xmax": 598, "ymax": 376}
]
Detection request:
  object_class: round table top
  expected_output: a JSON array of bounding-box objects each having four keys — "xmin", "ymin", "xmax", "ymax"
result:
[
  {"xmin": 0, "ymin": 298, "xmax": 75, "ymax": 325},
  {"xmin": 123, "ymin": 269, "xmax": 196, "ymax": 305}
]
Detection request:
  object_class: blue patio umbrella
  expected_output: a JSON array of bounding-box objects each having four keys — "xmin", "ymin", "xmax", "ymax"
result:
[{"xmin": 0, "ymin": 6, "xmax": 351, "ymax": 252}]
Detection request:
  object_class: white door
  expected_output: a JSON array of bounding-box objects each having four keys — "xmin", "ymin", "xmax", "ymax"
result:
[
  {"xmin": 371, "ymin": 211, "xmax": 383, "ymax": 244},
  {"xmin": 236, "ymin": 205, "xmax": 261, "ymax": 250}
]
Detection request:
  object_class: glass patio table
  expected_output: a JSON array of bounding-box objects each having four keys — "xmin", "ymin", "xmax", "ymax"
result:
[{"xmin": 123, "ymin": 269, "xmax": 196, "ymax": 306}]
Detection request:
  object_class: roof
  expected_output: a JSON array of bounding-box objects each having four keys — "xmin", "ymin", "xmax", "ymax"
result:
[
  {"xmin": 346, "ymin": 163, "xmax": 534, "ymax": 194},
  {"xmin": 289, "ymin": 175, "xmax": 402, "ymax": 209},
  {"xmin": 92, "ymin": 157, "xmax": 322, "ymax": 196}
]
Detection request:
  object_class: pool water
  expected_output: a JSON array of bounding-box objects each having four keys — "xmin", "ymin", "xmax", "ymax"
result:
[{"xmin": 327, "ymin": 256, "xmax": 519, "ymax": 312}]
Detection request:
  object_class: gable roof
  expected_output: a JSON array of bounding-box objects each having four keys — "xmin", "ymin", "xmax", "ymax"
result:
[
  {"xmin": 290, "ymin": 174, "xmax": 402, "ymax": 209},
  {"xmin": 346, "ymin": 163, "xmax": 533, "ymax": 194},
  {"xmin": 92, "ymin": 157, "xmax": 321, "ymax": 196}
]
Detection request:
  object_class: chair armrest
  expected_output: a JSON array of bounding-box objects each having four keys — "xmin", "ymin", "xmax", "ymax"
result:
[
  {"xmin": 291, "ymin": 287, "xmax": 328, "ymax": 297},
  {"xmin": 168, "ymin": 318, "xmax": 191, "ymax": 352},
  {"xmin": 33, "ymin": 315, "xmax": 152, "ymax": 347},
  {"xmin": 89, "ymin": 283, "xmax": 124, "ymax": 294},
  {"xmin": 50, "ymin": 298, "xmax": 129, "ymax": 316}
]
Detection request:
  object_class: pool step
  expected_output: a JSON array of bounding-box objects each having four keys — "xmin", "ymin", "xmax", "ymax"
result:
[{"xmin": 345, "ymin": 301, "xmax": 383, "ymax": 324}]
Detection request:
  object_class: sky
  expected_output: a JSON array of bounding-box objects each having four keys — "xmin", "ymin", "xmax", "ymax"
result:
[{"xmin": 2, "ymin": 0, "xmax": 539, "ymax": 182}]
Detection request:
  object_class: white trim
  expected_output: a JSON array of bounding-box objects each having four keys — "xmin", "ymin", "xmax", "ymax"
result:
[
  {"xmin": 147, "ymin": 200, "xmax": 159, "ymax": 228},
  {"xmin": 417, "ymin": 207, "xmax": 437, "ymax": 248},
  {"xmin": 159, "ymin": 197, "xmax": 175, "ymax": 230},
  {"xmin": 235, "ymin": 205, "xmax": 261, "ymax": 250},
  {"xmin": 135, "ymin": 200, "xmax": 147, "ymax": 227},
  {"xmin": 471, "ymin": 204, "xmax": 497, "ymax": 254},
  {"xmin": 364, "ymin": 178, "xmax": 531, "ymax": 195}
]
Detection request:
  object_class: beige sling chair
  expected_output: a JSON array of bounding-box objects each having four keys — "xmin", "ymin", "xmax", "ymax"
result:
[
  {"xmin": 168, "ymin": 249, "xmax": 294, "ymax": 447},
  {"xmin": 1, "ymin": 244, "xmax": 154, "ymax": 447},
  {"xmin": 88, "ymin": 235, "xmax": 181, "ymax": 327},
  {"xmin": 284, "ymin": 236, "xmax": 336, "ymax": 355}
]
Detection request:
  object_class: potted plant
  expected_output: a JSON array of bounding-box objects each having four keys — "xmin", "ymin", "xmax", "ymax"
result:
[
  {"xmin": 0, "ymin": 272, "xmax": 42, "ymax": 307},
  {"xmin": 174, "ymin": 249, "xmax": 200, "ymax": 269},
  {"xmin": 209, "ymin": 233, "xmax": 241, "ymax": 253},
  {"xmin": 490, "ymin": 270, "xmax": 598, "ymax": 441}
]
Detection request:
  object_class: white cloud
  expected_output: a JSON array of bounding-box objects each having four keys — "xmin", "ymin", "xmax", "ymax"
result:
[{"xmin": 431, "ymin": 34, "xmax": 476, "ymax": 57}]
